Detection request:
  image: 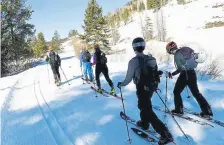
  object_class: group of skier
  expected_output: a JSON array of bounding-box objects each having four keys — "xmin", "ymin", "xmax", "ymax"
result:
[{"xmin": 45, "ymin": 37, "xmax": 213, "ymax": 145}]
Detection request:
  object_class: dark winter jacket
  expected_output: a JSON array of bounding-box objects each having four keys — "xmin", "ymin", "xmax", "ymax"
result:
[{"xmin": 120, "ymin": 52, "xmax": 157, "ymax": 87}]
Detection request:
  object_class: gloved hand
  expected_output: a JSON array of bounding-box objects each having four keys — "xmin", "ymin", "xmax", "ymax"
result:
[
  {"xmin": 117, "ymin": 82, "xmax": 122, "ymax": 89},
  {"xmin": 157, "ymin": 70, "xmax": 163, "ymax": 76},
  {"xmin": 165, "ymin": 71, "xmax": 173, "ymax": 79}
]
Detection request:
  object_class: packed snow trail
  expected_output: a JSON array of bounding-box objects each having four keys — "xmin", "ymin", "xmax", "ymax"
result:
[{"xmin": 1, "ymin": 50, "xmax": 224, "ymax": 145}]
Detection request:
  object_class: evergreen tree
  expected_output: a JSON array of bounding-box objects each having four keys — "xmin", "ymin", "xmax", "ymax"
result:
[
  {"xmin": 51, "ymin": 30, "xmax": 61, "ymax": 50},
  {"xmin": 139, "ymin": 2, "xmax": 145, "ymax": 12},
  {"xmin": 147, "ymin": 0, "xmax": 156, "ymax": 9},
  {"xmin": 81, "ymin": 0, "xmax": 110, "ymax": 50},
  {"xmin": 142, "ymin": 16, "xmax": 153, "ymax": 41},
  {"xmin": 178, "ymin": 0, "xmax": 185, "ymax": 5},
  {"xmin": 122, "ymin": 8, "xmax": 131, "ymax": 25},
  {"xmin": 111, "ymin": 28, "xmax": 120, "ymax": 45},
  {"xmin": 68, "ymin": 29, "xmax": 78, "ymax": 37},
  {"xmin": 32, "ymin": 32, "xmax": 47, "ymax": 57},
  {"xmin": 1, "ymin": 0, "xmax": 35, "ymax": 75}
]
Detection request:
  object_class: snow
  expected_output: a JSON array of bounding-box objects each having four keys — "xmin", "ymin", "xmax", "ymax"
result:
[{"xmin": 1, "ymin": 0, "xmax": 224, "ymax": 144}]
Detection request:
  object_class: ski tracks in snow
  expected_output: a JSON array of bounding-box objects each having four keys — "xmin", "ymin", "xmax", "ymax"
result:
[{"xmin": 33, "ymin": 73, "xmax": 74, "ymax": 145}]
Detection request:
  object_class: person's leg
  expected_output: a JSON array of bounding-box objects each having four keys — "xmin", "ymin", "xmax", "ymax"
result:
[
  {"xmin": 87, "ymin": 62, "xmax": 93, "ymax": 81},
  {"xmin": 187, "ymin": 71, "xmax": 213, "ymax": 116},
  {"xmin": 101, "ymin": 65, "xmax": 114, "ymax": 88},
  {"xmin": 83, "ymin": 62, "xmax": 88, "ymax": 80},
  {"xmin": 173, "ymin": 72, "xmax": 187, "ymax": 112},
  {"xmin": 56, "ymin": 65, "xmax": 60, "ymax": 81},
  {"xmin": 51, "ymin": 64, "xmax": 57, "ymax": 83},
  {"xmin": 95, "ymin": 65, "xmax": 101, "ymax": 88}
]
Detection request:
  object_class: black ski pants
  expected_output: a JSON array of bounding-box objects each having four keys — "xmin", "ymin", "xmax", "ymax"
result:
[
  {"xmin": 95, "ymin": 64, "xmax": 113, "ymax": 89},
  {"xmin": 50, "ymin": 64, "xmax": 60, "ymax": 82},
  {"xmin": 173, "ymin": 70, "xmax": 210, "ymax": 113},
  {"xmin": 136, "ymin": 87, "xmax": 169, "ymax": 137}
]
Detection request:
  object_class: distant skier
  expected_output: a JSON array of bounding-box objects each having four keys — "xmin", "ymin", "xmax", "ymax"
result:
[
  {"xmin": 81, "ymin": 49, "xmax": 93, "ymax": 81},
  {"xmin": 165, "ymin": 41, "xmax": 213, "ymax": 118},
  {"xmin": 117, "ymin": 37, "xmax": 173, "ymax": 145},
  {"xmin": 45, "ymin": 46, "xmax": 61, "ymax": 86},
  {"xmin": 92, "ymin": 44, "xmax": 115, "ymax": 94}
]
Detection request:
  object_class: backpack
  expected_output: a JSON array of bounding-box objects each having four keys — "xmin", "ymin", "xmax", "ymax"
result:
[
  {"xmin": 49, "ymin": 51, "xmax": 60, "ymax": 65},
  {"xmin": 100, "ymin": 52, "xmax": 107, "ymax": 64},
  {"xmin": 138, "ymin": 55, "xmax": 160, "ymax": 90},
  {"xmin": 82, "ymin": 51, "xmax": 91, "ymax": 62},
  {"xmin": 178, "ymin": 47, "xmax": 198, "ymax": 70}
]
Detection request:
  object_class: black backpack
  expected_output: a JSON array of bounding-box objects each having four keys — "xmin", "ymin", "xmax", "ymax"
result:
[
  {"xmin": 138, "ymin": 55, "xmax": 160, "ymax": 90},
  {"xmin": 49, "ymin": 51, "xmax": 60, "ymax": 65},
  {"xmin": 100, "ymin": 52, "xmax": 107, "ymax": 64}
]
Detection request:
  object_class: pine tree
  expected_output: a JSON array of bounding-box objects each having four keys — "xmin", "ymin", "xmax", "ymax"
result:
[
  {"xmin": 147, "ymin": 0, "xmax": 156, "ymax": 9},
  {"xmin": 178, "ymin": 0, "xmax": 185, "ymax": 5},
  {"xmin": 1, "ymin": 0, "xmax": 35, "ymax": 75},
  {"xmin": 111, "ymin": 28, "xmax": 120, "ymax": 45},
  {"xmin": 81, "ymin": 0, "xmax": 110, "ymax": 50},
  {"xmin": 139, "ymin": 2, "xmax": 145, "ymax": 12},
  {"xmin": 32, "ymin": 32, "xmax": 47, "ymax": 57},
  {"xmin": 142, "ymin": 16, "xmax": 153, "ymax": 41},
  {"xmin": 51, "ymin": 30, "xmax": 61, "ymax": 50},
  {"xmin": 68, "ymin": 29, "xmax": 78, "ymax": 37},
  {"xmin": 122, "ymin": 8, "xmax": 131, "ymax": 25}
]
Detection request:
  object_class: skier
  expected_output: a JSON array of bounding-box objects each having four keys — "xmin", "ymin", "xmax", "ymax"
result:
[
  {"xmin": 92, "ymin": 44, "xmax": 115, "ymax": 94},
  {"xmin": 165, "ymin": 41, "xmax": 213, "ymax": 118},
  {"xmin": 45, "ymin": 46, "xmax": 61, "ymax": 86},
  {"xmin": 81, "ymin": 49, "xmax": 93, "ymax": 81},
  {"xmin": 117, "ymin": 37, "xmax": 173, "ymax": 145}
]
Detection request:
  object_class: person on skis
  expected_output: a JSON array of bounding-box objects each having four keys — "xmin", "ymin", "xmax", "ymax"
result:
[
  {"xmin": 92, "ymin": 44, "xmax": 115, "ymax": 94},
  {"xmin": 165, "ymin": 41, "xmax": 213, "ymax": 118},
  {"xmin": 45, "ymin": 46, "xmax": 61, "ymax": 86},
  {"xmin": 81, "ymin": 49, "xmax": 94, "ymax": 81},
  {"xmin": 117, "ymin": 37, "xmax": 173, "ymax": 145}
]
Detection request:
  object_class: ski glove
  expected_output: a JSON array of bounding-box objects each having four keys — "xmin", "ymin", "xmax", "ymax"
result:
[
  {"xmin": 166, "ymin": 71, "xmax": 173, "ymax": 79},
  {"xmin": 117, "ymin": 82, "xmax": 122, "ymax": 89}
]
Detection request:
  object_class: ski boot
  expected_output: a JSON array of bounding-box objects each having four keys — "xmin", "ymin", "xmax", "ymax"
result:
[
  {"xmin": 200, "ymin": 105, "xmax": 213, "ymax": 119},
  {"xmin": 136, "ymin": 120, "xmax": 149, "ymax": 130},
  {"xmin": 171, "ymin": 108, "xmax": 184, "ymax": 115},
  {"xmin": 97, "ymin": 88, "xmax": 103, "ymax": 94},
  {"xmin": 158, "ymin": 130, "xmax": 173, "ymax": 145},
  {"xmin": 110, "ymin": 87, "xmax": 115, "ymax": 95}
]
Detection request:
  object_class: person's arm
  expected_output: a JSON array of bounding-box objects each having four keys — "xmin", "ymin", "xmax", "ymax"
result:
[
  {"xmin": 120, "ymin": 60, "xmax": 135, "ymax": 86},
  {"xmin": 172, "ymin": 52, "xmax": 185, "ymax": 76},
  {"xmin": 92, "ymin": 54, "xmax": 96, "ymax": 65}
]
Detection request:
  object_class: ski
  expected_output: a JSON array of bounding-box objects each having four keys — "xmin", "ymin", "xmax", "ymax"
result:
[
  {"xmin": 101, "ymin": 89, "xmax": 122, "ymax": 100},
  {"xmin": 81, "ymin": 78, "xmax": 91, "ymax": 84},
  {"xmin": 120, "ymin": 111, "xmax": 159, "ymax": 138},
  {"xmin": 184, "ymin": 108, "xmax": 224, "ymax": 128},
  {"xmin": 90, "ymin": 86, "xmax": 110, "ymax": 97},
  {"xmin": 153, "ymin": 106, "xmax": 214, "ymax": 127},
  {"xmin": 131, "ymin": 128, "xmax": 158, "ymax": 144}
]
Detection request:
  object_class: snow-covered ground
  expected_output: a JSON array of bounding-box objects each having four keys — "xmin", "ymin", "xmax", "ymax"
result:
[
  {"xmin": 1, "ymin": 0, "xmax": 224, "ymax": 144},
  {"xmin": 1, "ymin": 39, "xmax": 224, "ymax": 145}
]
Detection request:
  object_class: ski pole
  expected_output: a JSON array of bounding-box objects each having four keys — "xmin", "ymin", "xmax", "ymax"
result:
[
  {"xmin": 81, "ymin": 65, "xmax": 84, "ymax": 84},
  {"xmin": 119, "ymin": 88, "xmax": 132, "ymax": 144},
  {"xmin": 47, "ymin": 63, "xmax": 50, "ymax": 84},
  {"xmin": 60, "ymin": 66, "xmax": 70, "ymax": 85},
  {"xmin": 165, "ymin": 76, "xmax": 168, "ymax": 113},
  {"xmin": 155, "ymin": 90, "xmax": 191, "ymax": 143},
  {"xmin": 91, "ymin": 65, "xmax": 97, "ymax": 97}
]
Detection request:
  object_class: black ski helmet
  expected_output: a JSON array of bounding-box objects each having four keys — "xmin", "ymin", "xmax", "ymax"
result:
[{"xmin": 132, "ymin": 37, "xmax": 145, "ymax": 52}]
